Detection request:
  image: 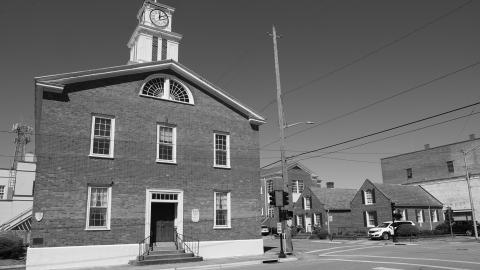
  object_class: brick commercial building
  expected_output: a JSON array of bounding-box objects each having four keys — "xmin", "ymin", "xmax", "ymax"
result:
[
  {"xmin": 381, "ymin": 134, "xmax": 480, "ymax": 222},
  {"xmin": 28, "ymin": 1, "xmax": 266, "ymax": 269},
  {"xmin": 350, "ymin": 179, "xmax": 443, "ymax": 233},
  {"xmin": 293, "ymin": 185, "xmax": 356, "ymax": 234},
  {"xmin": 260, "ymin": 162, "xmax": 320, "ymax": 230}
]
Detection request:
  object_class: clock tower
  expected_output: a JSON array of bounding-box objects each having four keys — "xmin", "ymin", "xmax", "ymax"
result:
[{"xmin": 128, "ymin": 0, "xmax": 182, "ymax": 64}]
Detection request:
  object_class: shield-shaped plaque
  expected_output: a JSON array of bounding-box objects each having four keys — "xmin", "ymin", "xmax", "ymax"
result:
[{"xmin": 35, "ymin": 212, "xmax": 44, "ymax": 222}]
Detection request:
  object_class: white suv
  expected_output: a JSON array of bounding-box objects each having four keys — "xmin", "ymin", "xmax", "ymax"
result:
[{"xmin": 368, "ymin": 221, "xmax": 415, "ymax": 240}]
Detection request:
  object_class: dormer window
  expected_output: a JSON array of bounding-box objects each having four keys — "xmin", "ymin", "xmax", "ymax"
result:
[{"xmin": 140, "ymin": 75, "xmax": 194, "ymax": 104}]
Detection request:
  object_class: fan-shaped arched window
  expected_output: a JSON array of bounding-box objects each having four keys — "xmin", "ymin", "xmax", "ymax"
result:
[{"xmin": 140, "ymin": 75, "xmax": 194, "ymax": 104}]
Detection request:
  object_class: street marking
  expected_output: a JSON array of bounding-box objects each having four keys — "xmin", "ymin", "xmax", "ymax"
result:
[
  {"xmin": 326, "ymin": 255, "xmax": 480, "ymax": 265},
  {"xmin": 305, "ymin": 245, "xmax": 362, "ymax": 254},
  {"xmin": 373, "ymin": 268, "xmax": 404, "ymax": 270},
  {"xmin": 311, "ymin": 240, "xmax": 343, "ymax": 244},
  {"xmin": 320, "ymin": 246, "xmax": 383, "ymax": 255},
  {"xmin": 318, "ymin": 258, "xmax": 470, "ymax": 270}
]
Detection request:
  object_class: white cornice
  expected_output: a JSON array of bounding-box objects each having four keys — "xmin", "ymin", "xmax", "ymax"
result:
[{"xmin": 127, "ymin": 25, "xmax": 182, "ymax": 48}]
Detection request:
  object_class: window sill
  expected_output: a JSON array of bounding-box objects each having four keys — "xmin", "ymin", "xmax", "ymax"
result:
[
  {"xmin": 214, "ymin": 165, "xmax": 231, "ymax": 170},
  {"xmin": 213, "ymin": 226, "xmax": 231, "ymax": 230},
  {"xmin": 89, "ymin": 154, "xmax": 114, "ymax": 160},
  {"xmin": 156, "ymin": 160, "xmax": 177, "ymax": 165},
  {"xmin": 85, "ymin": 227, "xmax": 111, "ymax": 231}
]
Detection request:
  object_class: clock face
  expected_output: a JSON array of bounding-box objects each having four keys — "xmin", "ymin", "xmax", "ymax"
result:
[{"xmin": 150, "ymin": 9, "xmax": 169, "ymax": 27}]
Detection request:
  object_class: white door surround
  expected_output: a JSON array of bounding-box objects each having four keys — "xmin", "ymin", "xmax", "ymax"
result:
[{"xmin": 145, "ymin": 189, "xmax": 184, "ymax": 241}]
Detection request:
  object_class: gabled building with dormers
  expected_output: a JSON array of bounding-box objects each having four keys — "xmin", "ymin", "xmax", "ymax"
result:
[{"xmin": 28, "ymin": 1, "xmax": 265, "ymax": 269}]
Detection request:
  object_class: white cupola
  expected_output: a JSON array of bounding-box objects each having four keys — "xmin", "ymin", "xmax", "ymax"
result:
[{"xmin": 127, "ymin": 0, "xmax": 182, "ymax": 64}]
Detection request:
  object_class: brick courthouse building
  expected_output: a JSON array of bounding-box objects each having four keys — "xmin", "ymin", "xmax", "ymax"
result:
[{"xmin": 28, "ymin": 1, "xmax": 265, "ymax": 269}]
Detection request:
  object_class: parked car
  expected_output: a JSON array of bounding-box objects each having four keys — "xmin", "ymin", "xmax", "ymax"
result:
[
  {"xmin": 451, "ymin": 221, "xmax": 480, "ymax": 236},
  {"xmin": 261, "ymin": 225, "xmax": 270, "ymax": 236},
  {"xmin": 368, "ymin": 221, "xmax": 415, "ymax": 240}
]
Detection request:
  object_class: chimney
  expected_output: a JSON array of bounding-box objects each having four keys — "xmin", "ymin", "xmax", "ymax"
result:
[
  {"xmin": 469, "ymin": 134, "xmax": 475, "ymax": 140},
  {"xmin": 424, "ymin": 144, "xmax": 430, "ymax": 150},
  {"xmin": 326, "ymin": 182, "xmax": 334, "ymax": 189}
]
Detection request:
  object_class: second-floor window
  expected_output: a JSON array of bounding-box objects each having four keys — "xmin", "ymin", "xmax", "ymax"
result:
[
  {"xmin": 364, "ymin": 190, "xmax": 374, "ymax": 205},
  {"xmin": 214, "ymin": 133, "xmax": 230, "ymax": 168},
  {"xmin": 0, "ymin": 185, "xmax": 5, "ymax": 199},
  {"xmin": 292, "ymin": 180, "xmax": 304, "ymax": 194},
  {"xmin": 157, "ymin": 125, "xmax": 176, "ymax": 163},
  {"xmin": 446, "ymin": 161, "xmax": 454, "ymax": 173},
  {"xmin": 304, "ymin": 197, "xmax": 312, "ymax": 210},
  {"xmin": 406, "ymin": 168, "xmax": 413, "ymax": 179},
  {"xmin": 90, "ymin": 115, "xmax": 115, "ymax": 158}
]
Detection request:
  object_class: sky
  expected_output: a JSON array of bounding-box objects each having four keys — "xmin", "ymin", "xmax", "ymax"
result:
[{"xmin": 0, "ymin": 0, "xmax": 479, "ymax": 188}]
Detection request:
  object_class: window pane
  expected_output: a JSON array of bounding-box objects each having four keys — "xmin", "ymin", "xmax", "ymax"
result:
[
  {"xmin": 92, "ymin": 117, "xmax": 113, "ymax": 156},
  {"xmin": 158, "ymin": 145, "xmax": 173, "ymax": 160},
  {"xmin": 89, "ymin": 208, "xmax": 107, "ymax": 227},
  {"xmin": 216, "ymin": 210, "xmax": 227, "ymax": 225},
  {"xmin": 159, "ymin": 127, "xmax": 173, "ymax": 143},
  {"xmin": 90, "ymin": 188, "xmax": 108, "ymax": 207}
]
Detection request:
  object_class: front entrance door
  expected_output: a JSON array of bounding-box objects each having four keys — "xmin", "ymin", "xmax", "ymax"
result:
[{"xmin": 151, "ymin": 202, "xmax": 176, "ymax": 242}]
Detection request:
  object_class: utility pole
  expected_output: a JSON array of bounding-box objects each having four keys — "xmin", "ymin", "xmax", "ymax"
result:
[
  {"xmin": 461, "ymin": 148, "xmax": 479, "ymax": 240},
  {"xmin": 271, "ymin": 24, "xmax": 287, "ymax": 258}
]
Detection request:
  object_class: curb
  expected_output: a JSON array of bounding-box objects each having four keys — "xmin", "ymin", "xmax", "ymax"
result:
[
  {"xmin": 163, "ymin": 257, "xmax": 298, "ymax": 270},
  {"xmin": 0, "ymin": 265, "xmax": 25, "ymax": 270}
]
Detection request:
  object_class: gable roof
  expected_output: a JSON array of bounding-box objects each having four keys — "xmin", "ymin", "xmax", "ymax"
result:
[
  {"xmin": 261, "ymin": 162, "xmax": 316, "ymax": 178},
  {"xmin": 35, "ymin": 60, "xmax": 266, "ymax": 125},
  {"xmin": 366, "ymin": 179, "xmax": 443, "ymax": 207},
  {"xmin": 309, "ymin": 186, "xmax": 357, "ymax": 210}
]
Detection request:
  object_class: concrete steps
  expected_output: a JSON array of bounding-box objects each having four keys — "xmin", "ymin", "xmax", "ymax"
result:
[{"xmin": 129, "ymin": 243, "xmax": 203, "ymax": 266}]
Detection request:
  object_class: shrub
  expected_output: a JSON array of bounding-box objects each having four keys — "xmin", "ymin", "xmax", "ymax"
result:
[
  {"xmin": 435, "ymin": 222, "xmax": 450, "ymax": 234},
  {"xmin": 313, "ymin": 227, "xmax": 329, "ymax": 239},
  {"xmin": 0, "ymin": 236, "xmax": 25, "ymax": 259},
  {"xmin": 395, "ymin": 224, "xmax": 419, "ymax": 236},
  {"xmin": 419, "ymin": 229, "xmax": 434, "ymax": 236}
]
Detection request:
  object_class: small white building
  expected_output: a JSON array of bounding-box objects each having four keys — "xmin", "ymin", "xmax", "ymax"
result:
[{"xmin": 0, "ymin": 153, "xmax": 36, "ymax": 231}]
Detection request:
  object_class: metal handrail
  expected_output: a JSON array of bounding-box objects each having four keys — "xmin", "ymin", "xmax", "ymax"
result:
[
  {"xmin": 138, "ymin": 235, "xmax": 153, "ymax": 261},
  {"xmin": 175, "ymin": 230, "xmax": 200, "ymax": 256}
]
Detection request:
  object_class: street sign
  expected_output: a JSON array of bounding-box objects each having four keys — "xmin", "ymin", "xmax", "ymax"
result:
[
  {"xmin": 277, "ymin": 222, "xmax": 282, "ymax": 234},
  {"xmin": 328, "ymin": 215, "xmax": 333, "ymax": 222},
  {"xmin": 191, "ymin": 209, "xmax": 199, "ymax": 222}
]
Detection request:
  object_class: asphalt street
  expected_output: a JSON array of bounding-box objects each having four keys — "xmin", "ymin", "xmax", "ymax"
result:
[{"xmin": 257, "ymin": 237, "xmax": 480, "ymax": 270}]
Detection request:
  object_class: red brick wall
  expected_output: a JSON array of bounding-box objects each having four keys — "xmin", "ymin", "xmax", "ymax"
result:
[
  {"xmin": 381, "ymin": 138, "xmax": 480, "ymax": 185},
  {"xmin": 32, "ymin": 71, "xmax": 262, "ymax": 247}
]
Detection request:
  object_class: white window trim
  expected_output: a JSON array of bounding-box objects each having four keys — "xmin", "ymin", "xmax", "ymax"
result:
[
  {"xmin": 85, "ymin": 186, "xmax": 112, "ymax": 231},
  {"xmin": 431, "ymin": 209, "xmax": 438, "ymax": 222},
  {"xmin": 304, "ymin": 197, "xmax": 311, "ymax": 210},
  {"xmin": 366, "ymin": 211, "xmax": 375, "ymax": 228},
  {"xmin": 156, "ymin": 124, "xmax": 177, "ymax": 164},
  {"xmin": 417, "ymin": 209, "xmax": 424, "ymax": 223},
  {"xmin": 139, "ymin": 75, "xmax": 195, "ymax": 105},
  {"xmin": 292, "ymin": 180, "xmax": 304, "ymax": 194},
  {"xmin": 213, "ymin": 133, "xmax": 230, "ymax": 168},
  {"xmin": 364, "ymin": 190, "xmax": 373, "ymax": 205},
  {"xmin": 89, "ymin": 115, "xmax": 115, "ymax": 158},
  {"xmin": 213, "ymin": 191, "xmax": 231, "ymax": 229}
]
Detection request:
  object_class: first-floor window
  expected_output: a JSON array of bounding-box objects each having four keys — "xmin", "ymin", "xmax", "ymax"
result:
[
  {"xmin": 365, "ymin": 211, "xmax": 377, "ymax": 227},
  {"xmin": 157, "ymin": 124, "xmax": 176, "ymax": 163},
  {"xmin": 296, "ymin": 215, "xmax": 304, "ymax": 227},
  {"xmin": 416, "ymin": 209, "xmax": 424, "ymax": 223},
  {"xmin": 431, "ymin": 209, "xmax": 438, "ymax": 222},
  {"xmin": 86, "ymin": 186, "xmax": 112, "ymax": 230},
  {"xmin": 400, "ymin": 209, "xmax": 407, "ymax": 221},
  {"xmin": 314, "ymin": 213, "xmax": 322, "ymax": 226},
  {"xmin": 214, "ymin": 191, "xmax": 231, "ymax": 228},
  {"xmin": 0, "ymin": 185, "xmax": 5, "ymax": 199},
  {"xmin": 90, "ymin": 115, "xmax": 115, "ymax": 158}
]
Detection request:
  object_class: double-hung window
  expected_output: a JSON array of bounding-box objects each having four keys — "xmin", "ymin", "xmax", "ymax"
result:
[
  {"xmin": 364, "ymin": 190, "xmax": 373, "ymax": 205},
  {"xmin": 304, "ymin": 197, "xmax": 311, "ymax": 210},
  {"xmin": 292, "ymin": 180, "xmax": 304, "ymax": 194},
  {"xmin": 416, "ymin": 209, "xmax": 424, "ymax": 223},
  {"xmin": 157, "ymin": 124, "xmax": 176, "ymax": 163},
  {"xmin": 86, "ymin": 186, "xmax": 112, "ymax": 230},
  {"xmin": 431, "ymin": 209, "xmax": 438, "ymax": 222},
  {"xmin": 365, "ymin": 211, "xmax": 377, "ymax": 227},
  {"xmin": 214, "ymin": 133, "xmax": 230, "ymax": 168},
  {"xmin": 214, "ymin": 191, "xmax": 231, "ymax": 228},
  {"xmin": 90, "ymin": 115, "xmax": 115, "ymax": 158},
  {"xmin": 0, "ymin": 185, "xmax": 5, "ymax": 200}
]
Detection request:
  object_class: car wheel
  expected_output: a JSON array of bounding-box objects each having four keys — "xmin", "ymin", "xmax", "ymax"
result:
[
  {"xmin": 466, "ymin": 230, "xmax": 473, "ymax": 236},
  {"xmin": 382, "ymin": 232, "xmax": 390, "ymax": 240}
]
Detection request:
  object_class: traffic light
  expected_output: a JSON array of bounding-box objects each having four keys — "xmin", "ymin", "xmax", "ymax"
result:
[
  {"xmin": 269, "ymin": 191, "xmax": 276, "ymax": 206},
  {"xmin": 282, "ymin": 191, "xmax": 289, "ymax": 206}
]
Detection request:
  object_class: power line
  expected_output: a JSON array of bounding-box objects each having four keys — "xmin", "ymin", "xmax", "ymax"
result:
[
  {"xmin": 259, "ymin": 0, "xmax": 474, "ymax": 113},
  {"xmin": 261, "ymin": 108, "xmax": 480, "ymax": 168},
  {"xmin": 261, "ymin": 60, "xmax": 480, "ymax": 149},
  {"xmin": 292, "ymin": 111, "xmax": 480, "ymax": 164}
]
